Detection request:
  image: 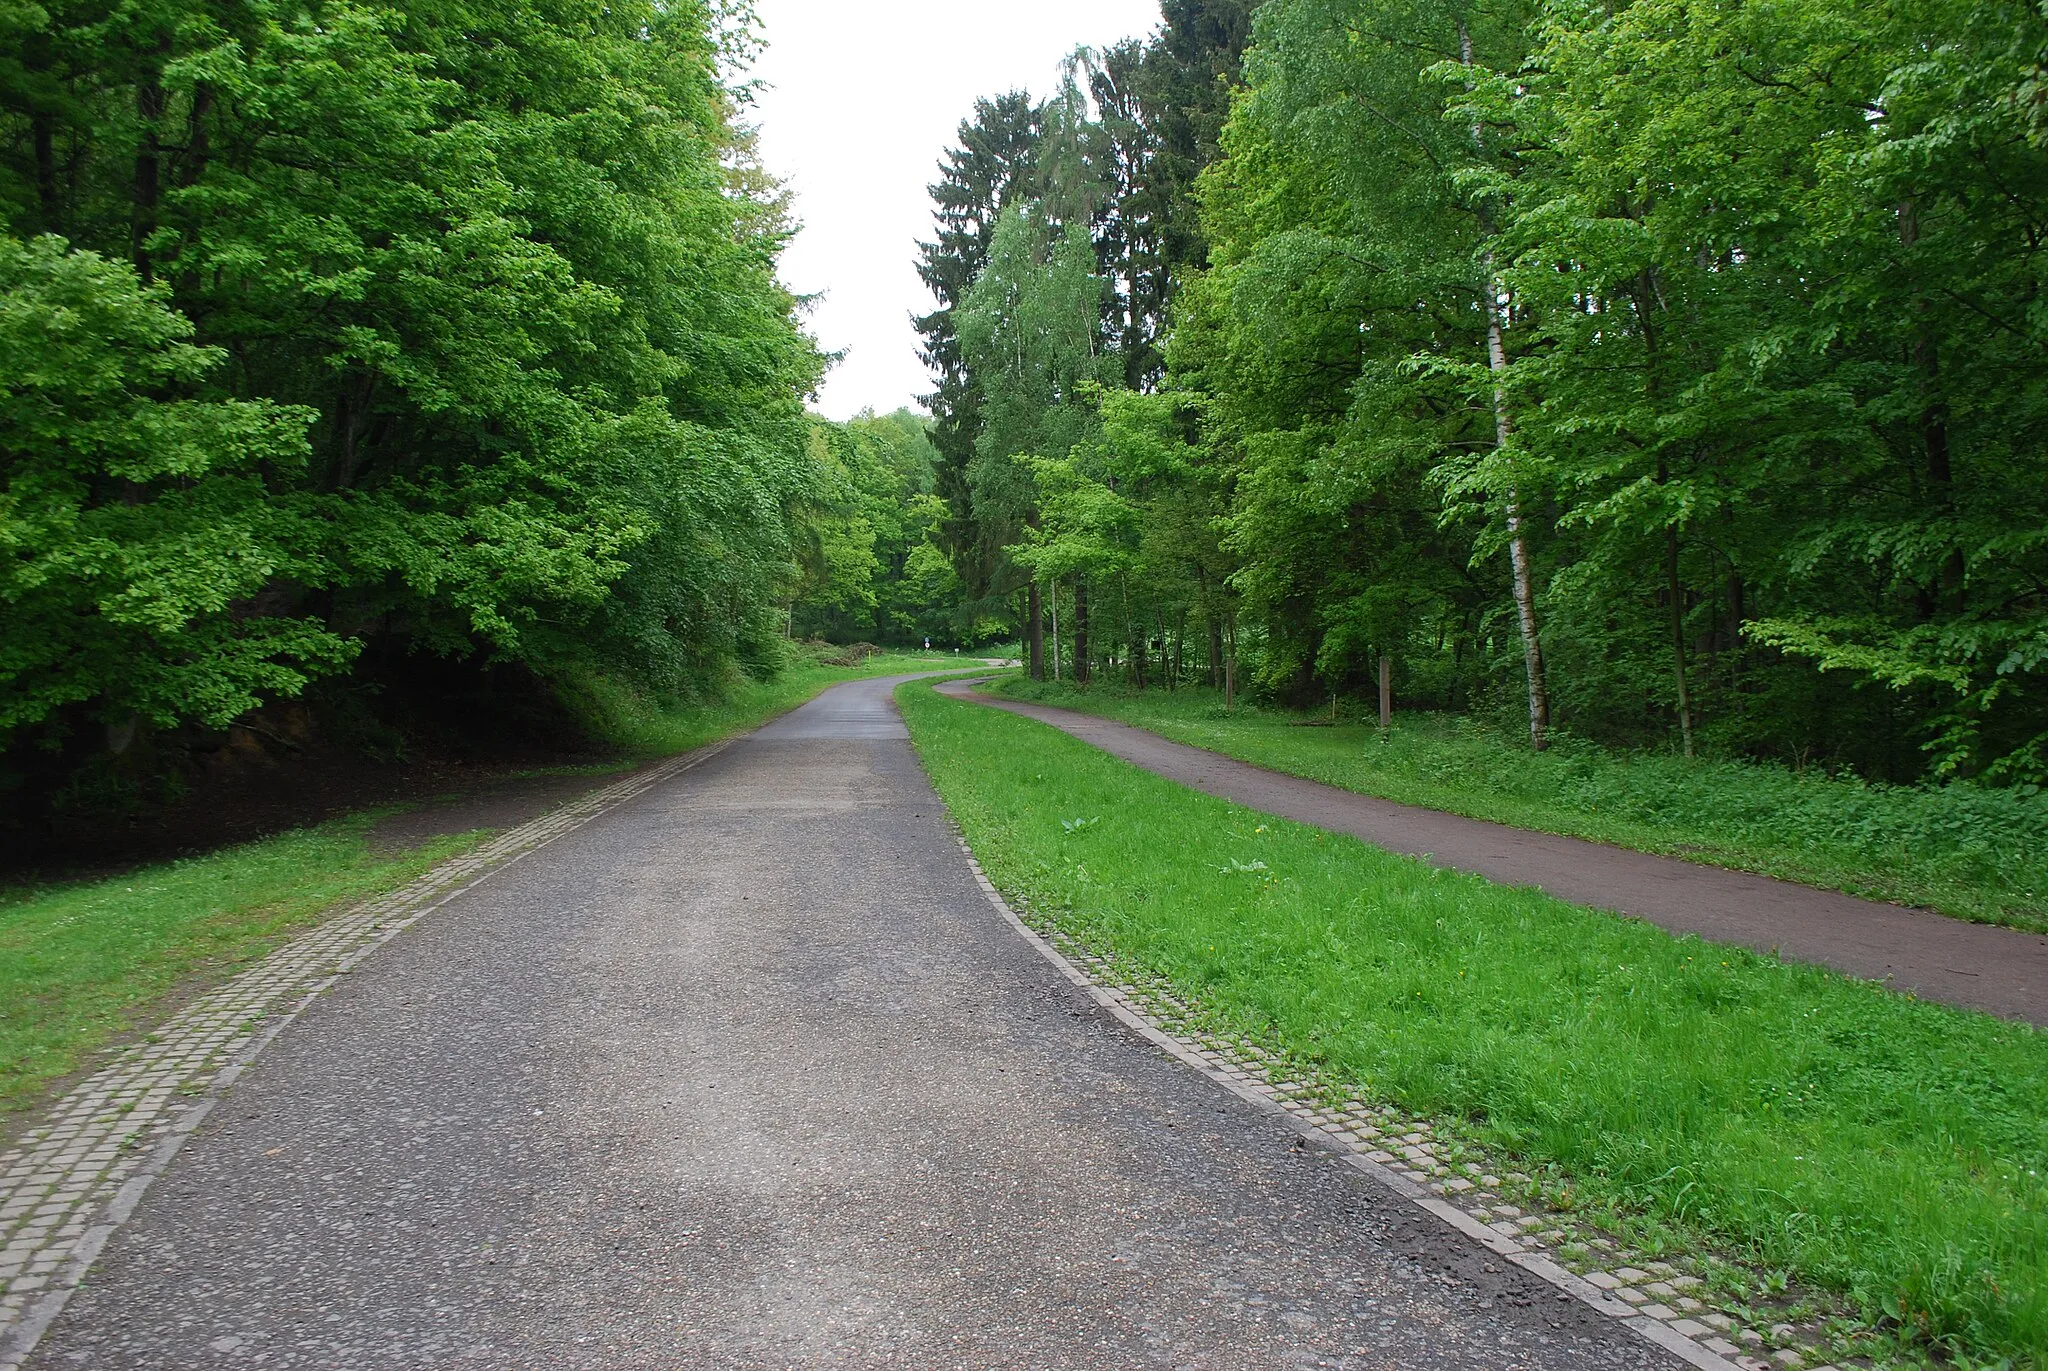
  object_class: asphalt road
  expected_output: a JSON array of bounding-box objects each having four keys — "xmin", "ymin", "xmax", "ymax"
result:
[
  {"xmin": 30, "ymin": 676, "xmax": 1676, "ymax": 1370},
  {"xmin": 942, "ymin": 683, "xmax": 2048, "ymax": 1025}
]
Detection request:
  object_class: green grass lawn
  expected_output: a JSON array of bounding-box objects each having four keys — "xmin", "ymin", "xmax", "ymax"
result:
[
  {"xmin": 0, "ymin": 650, "xmax": 970, "ymax": 1134},
  {"xmin": 901, "ymin": 677, "xmax": 2048, "ymax": 1365},
  {"xmin": 989, "ymin": 677, "xmax": 2048, "ymax": 933}
]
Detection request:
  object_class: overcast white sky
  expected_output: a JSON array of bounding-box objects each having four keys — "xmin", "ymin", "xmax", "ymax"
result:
[{"xmin": 747, "ymin": 0, "xmax": 1164, "ymax": 421}]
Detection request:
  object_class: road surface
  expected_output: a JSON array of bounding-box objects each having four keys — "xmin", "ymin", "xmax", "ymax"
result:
[{"xmin": 29, "ymin": 677, "xmax": 1673, "ymax": 1370}]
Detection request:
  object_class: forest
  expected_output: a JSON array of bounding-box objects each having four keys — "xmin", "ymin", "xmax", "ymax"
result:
[
  {"xmin": 3, "ymin": 3, "xmax": 2047, "ymax": 1360},
  {"xmin": 0, "ymin": 0, "xmax": 963, "ymax": 841},
  {"xmin": 4, "ymin": 0, "xmax": 2045, "ymax": 841},
  {"xmin": 915, "ymin": 0, "xmax": 2048, "ymax": 786}
]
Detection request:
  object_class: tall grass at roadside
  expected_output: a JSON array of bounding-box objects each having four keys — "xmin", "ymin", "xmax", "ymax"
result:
[
  {"xmin": 903, "ymin": 678, "xmax": 2048, "ymax": 1364},
  {"xmin": 991, "ymin": 677, "xmax": 2048, "ymax": 933}
]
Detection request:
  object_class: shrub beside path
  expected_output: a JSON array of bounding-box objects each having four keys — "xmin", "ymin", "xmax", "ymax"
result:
[{"xmin": 938, "ymin": 681, "xmax": 2048, "ymax": 1025}]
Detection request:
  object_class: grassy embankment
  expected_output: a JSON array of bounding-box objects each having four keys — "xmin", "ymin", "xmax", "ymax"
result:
[
  {"xmin": 900, "ymin": 677, "xmax": 2048, "ymax": 1365},
  {"xmin": 989, "ymin": 677, "xmax": 2048, "ymax": 933},
  {"xmin": 0, "ymin": 650, "xmax": 963, "ymax": 1127}
]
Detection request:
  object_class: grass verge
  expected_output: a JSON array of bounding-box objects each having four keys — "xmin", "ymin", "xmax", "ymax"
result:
[
  {"xmin": 989, "ymin": 677, "xmax": 2048, "ymax": 933},
  {"xmin": 0, "ymin": 650, "xmax": 969, "ymax": 1133},
  {"xmin": 0, "ymin": 817, "xmax": 486, "ymax": 1129},
  {"xmin": 901, "ymin": 677, "xmax": 2048, "ymax": 1365}
]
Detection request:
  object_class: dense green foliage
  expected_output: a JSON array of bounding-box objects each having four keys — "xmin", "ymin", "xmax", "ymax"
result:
[
  {"xmin": 0, "ymin": 236, "xmax": 339, "ymax": 740},
  {"xmin": 914, "ymin": 3, "xmax": 1254, "ymax": 661},
  {"xmin": 902, "ymin": 677, "xmax": 2048, "ymax": 1363},
  {"xmin": 994, "ymin": 675, "xmax": 2048, "ymax": 931},
  {"xmin": 0, "ymin": 0, "xmax": 823, "ymax": 831},
  {"xmin": 921, "ymin": 0, "xmax": 2048, "ymax": 786},
  {"xmin": 786, "ymin": 409, "xmax": 963, "ymax": 647}
]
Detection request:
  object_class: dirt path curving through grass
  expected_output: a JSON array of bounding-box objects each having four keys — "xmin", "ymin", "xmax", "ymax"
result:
[{"xmin": 938, "ymin": 681, "xmax": 2048, "ymax": 1026}]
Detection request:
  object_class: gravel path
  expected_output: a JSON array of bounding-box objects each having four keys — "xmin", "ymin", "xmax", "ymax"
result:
[
  {"xmin": 24, "ymin": 676, "xmax": 1674, "ymax": 1370},
  {"xmin": 939, "ymin": 682, "xmax": 2048, "ymax": 1025}
]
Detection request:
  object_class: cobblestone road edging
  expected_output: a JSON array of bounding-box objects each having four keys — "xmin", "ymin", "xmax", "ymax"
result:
[
  {"xmin": 953, "ymin": 836, "xmax": 1868, "ymax": 1371},
  {"xmin": 0, "ymin": 741, "xmax": 732, "ymax": 1371}
]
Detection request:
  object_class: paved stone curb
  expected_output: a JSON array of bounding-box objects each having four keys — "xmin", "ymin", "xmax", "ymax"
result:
[
  {"xmin": 0, "ymin": 741, "xmax": 733, "ymax": 1371},
  {"xmin": 952, "ymin": 836, "xmax": 1863, "ymax": 1371}
]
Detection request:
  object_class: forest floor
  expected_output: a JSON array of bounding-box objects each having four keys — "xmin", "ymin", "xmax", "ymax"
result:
[
  {"xmin": 986, "ymin": 678, "xmax": 2048, "ymax": 935},
  {"xmin": 0, "ymin": 652, "xmax": 964, "ymax": 1141},
  {"xmin": 903, "ymin": 676, "xmax": 2048, "ymax": 1368}
]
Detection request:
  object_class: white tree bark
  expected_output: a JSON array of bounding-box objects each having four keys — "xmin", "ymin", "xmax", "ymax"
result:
[{"xmin": 1465, "ymin": 18, "xmax": 1550, "ymax": 751}]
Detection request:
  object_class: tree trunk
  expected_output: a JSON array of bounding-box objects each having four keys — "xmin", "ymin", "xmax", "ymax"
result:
[
  {"xmin": 1922, "ymin": 349, "xmax": 1961, "ymax": 612},
  {"xmin": 1074, "ymin": 582, "xmax": 1090, "ymax": 684},
  {"xmin": 32, "ymin": 114, "xmax": 57, "ymax": 228},
  {"xmin": 1120, "ymin": 575, "xmax": 1142, "ymax": 688},
  {"xmin": 1897, "ymin": 198, "xmax": 1964, "ymax": 613},
  {"xmin": 1209, "ymin": 615, "xmax": 1224, "ymax": 689},
  {"xmin": 1050, "ymin": 582, "xmax": 1062, "ymax": 682},
  {"xmin": 1724, "ymin": 564, "xmax": 1746, "ymax": 682},
  {"xmin": 334, "ymin": 377, "xmax": 370, "ymax": 492},
  {"xmin": 180, "ymin": 83, "xmax": 214, "ymax": 189},
  {"xmin": 1379, "ymin": 654, "xmax": 1392, "ymax": 729},
  {"xmin": 1223, "ymin": 607, "xmax": 1238, "ymax": 714},
  {"xmin": 22, "ymin": 31, "xmax": 58, "ymax": 232},
  {"xmin": 1027, "ymin": 581, "xmax": 1044, "ymax": 680},
  {"xmin": 1464, "ymin": 19, "xmax": 1550, "ymax": 751},
  {"xmin": 133, "ymin": 106, "xmax": 163, "ymax": 280},
  {"xmin": 1636, "ymin": 270, "xmax": 1695, "ymax": 761},
  {"xmin": 1667, "ymin": 525, "xmax": 1695, "ymax": 759},
  {"xmin": 1492, "ymin": 313, "xmax": 1551, "ymax": 751},
  {"xmin": 132, "ymin": 37, "xmax": 171, "ymax": 282}
]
